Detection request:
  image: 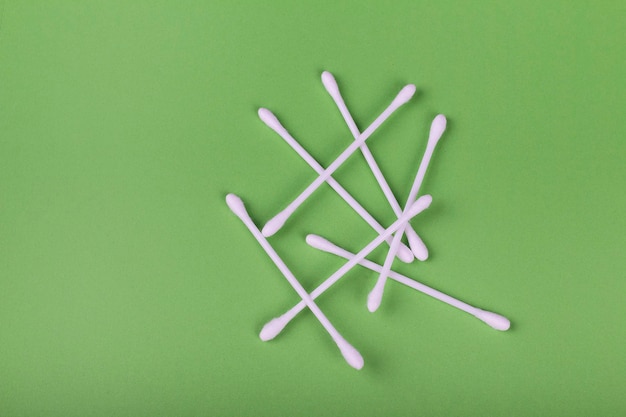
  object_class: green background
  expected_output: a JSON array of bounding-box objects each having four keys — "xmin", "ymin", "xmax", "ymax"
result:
[{"xmin": 1, "ymin": 1, "xmax": 624, "ymax": 416}]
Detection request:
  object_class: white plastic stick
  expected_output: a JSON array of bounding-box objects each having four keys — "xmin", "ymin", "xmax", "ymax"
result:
[
  {"xmin": 367, "ymin": 115, "xmax": 448, "ymax": 312},
  {"xmin": 261, "ymin": 83, "xmax": 416, "ymax": 237},
  {"xmin": 258, "ymin": 108, "xmax": 414, "ymax": 263},
  {"xmin": 307, "ymin": 235, "xmax": 510, "ymax": 331},
  {"xmin": 321, "ymin": 71, "xmax": 428, "ymax": 261},
  {"xmin": 259, "ymin": 195, "xmax": 432, "ymax": 341},
  {"xmin": 225, "ymin": 193, "xmax": 364, "ymax": 370}
]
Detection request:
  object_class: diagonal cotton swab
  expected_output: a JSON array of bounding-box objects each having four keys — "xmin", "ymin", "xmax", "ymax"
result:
[
  {"xmin": 225, "ymin": 193, "xmax": 364, "ymax": 370},
  {"xmin": 321, "ymin": 71, "xmax": 428, "ymax": 261},
  {"xmin": 261, "ymin": 83, "xmax": 417, "ymax": 237},
  {"xmin": 258, "ymin": 107, "xmax": 414, "ymax": 263},
  {"xmin": 307, "ymin": 235, "xmax": 510, "ymax": 331},
  {"xmin": 367, "ymin": 114, "xmax": 448, "ymax": 312},
  {"xmin": 405, "ymin": 114, "xmax": 448, "ymax": 213},
  {"xmin": 397, "ymin": 114, "xmax": 447, "ymax": 256},
  {"xmin": 259, "ymin": 194, "xmax": 432, "ymax": 341}
]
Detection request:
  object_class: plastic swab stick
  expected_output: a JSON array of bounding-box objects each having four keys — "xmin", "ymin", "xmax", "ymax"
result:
[
  {"xmin": 307, "ymin": 235, "xmax": 510, "ymax": 331},
  {"xmin": 261, "ymin": 83, "xmax": 416, "ymax": 237},
  {"xmin": 321, "ymin": 71, "xmax": 428, "ymax": 261},
  {"xmin": 259, "ymin": 195, "xmax": 432, "ymax": 341},
  {"xmin": 258, "ymin": 108, "xmax": 414, "ymax": 263},
  {"xmin": 225, "ymin": 193, "xmax": 364, "ymax": 370},
  {"xmin": 367, "ymin": 115, "xmax": 448, "ymax": 312}
]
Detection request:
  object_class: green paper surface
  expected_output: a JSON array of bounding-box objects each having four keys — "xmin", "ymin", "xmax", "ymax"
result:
[{"xmin": 1, "ymin": 1, "xmax": 625, "ymax": 416}]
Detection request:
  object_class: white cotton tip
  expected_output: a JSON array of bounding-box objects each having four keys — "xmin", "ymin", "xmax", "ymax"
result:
[
  {"xmin": 225, "ymin": 194, "xmax": 248, "ymax": 220},
  {"xmin": 321, "ymin": 71, "xmax": 341, "ymax": 100},
  {"xmin": 407, "ymin": 194, "xmax": 433, "ymax": 217},
  {"xmin": 474, "ymin": 309, "xmax": 511, "ymax": 331},
  {"xmin": 428, "ymin": 114, "xmax": 447, "ymax": 145},
  {"xmin": 367, "ymin": 286, "xmax": 383, "ymax": 313},
  {"xmin": 337, "ymin": 338, "xmax": 364, "ymax": 370},
  {"xmin": 406, "ymin": 228, "xmax": 429, "ymax": 261},
  {"xmin": 259, "ymin": 316, "xmax": 289, "ymax": 341},
  {"xmin": 305, "ymin": 234, "xmax": 334, "ymax": 252},
  {"xmin": 396, "ymin": 243, "xmax": 415, "ymax": 263},
  {"xmin": 261, "ymin": 212, "xmax": 288, "ymax": 237},
  {"xmin": 391, "ymin": 84, "xmax": 417, "ymax": 108},
  {"xmin": 258, "ymin": 108, "xmax": 284, "ymax": 133}
]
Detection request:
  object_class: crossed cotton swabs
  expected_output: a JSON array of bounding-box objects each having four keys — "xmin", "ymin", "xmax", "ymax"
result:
[{"xmin": 226, "ymin": 71, "xmax": 510, "ymax": 370}]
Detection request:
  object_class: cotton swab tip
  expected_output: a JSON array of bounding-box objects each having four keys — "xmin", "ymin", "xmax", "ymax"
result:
[
  {"xmin": 321, "ymin": 71, "xmax": 341, "ymax": 99},
  {"xmin": 262, "ymin": 212, "xmax": 288, "ymax": 237},
  {"xmin": 305, "ymin": 234, "xmax": 334, "ymax": 252},
  {"xmin": 396, "ymin": 244, "xmax": 415, "ymax": 263},
  {"xmin": 337, "ymin": 339, "xmax": 364, "ymax": 370},
  {"xmin": 259, "ymin": 316, "xmax": 290, "ymax": 341},
  {"xmin": 408, "ymin": 194, "xmax": 433, "ymax": 217},
  {"xmin": 406, "ymin": 229, "xmax": 429, "ymax": 261},
  {"xmin": 429, "ymin": 114, "xmax": 447, "ymax": 144},
  {"xmin": 367, "ymin": 287, "xmax": 383, "ymax": 312},
  {"xmin": 391, "ymin": 84, "xmax": 416, "ymax": 107},
  {"xmin": 225, "ymin": 194, "xmax": 247, "ymax": 219},
  {"xmin": 474, "ymin": 309, "xmax": 511, "ymax": 331},
  {"xmin": 258, "ymin": 108, "xmax": 283, "ymax": 132}
]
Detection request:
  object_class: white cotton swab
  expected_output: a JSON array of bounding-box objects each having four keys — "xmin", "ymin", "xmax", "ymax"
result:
[
  {"xmin": 225, "ymin": 193, "xmax": 364, "ymax": 370},
  {"xmin": 258, "ymin": 108, "xmax": 414, "ymax": 263},
  {"xmin": 367, "ymin": 114, "xmax": 448, "ymax": 313},
  {"xmin": 405, "ymin": 114, "xmax": 447, "ymax": 210},
  {"xmin": 307, "ymin": 235, "xmax": 510, "ymax": 331},
  {"xmin": 401, "ymin": 113, "xmax": 448, "ymax": 259},
  {"xmin": 321, "ymin": 71, "xmax": 428, "ymax": 261},
  {"xmin": 259, "ymin": 194, "xmax": 432, "ymax": 341},
  {"xmin": 261, "ymin": 83, "xmax": 417, "ymax": 237}
]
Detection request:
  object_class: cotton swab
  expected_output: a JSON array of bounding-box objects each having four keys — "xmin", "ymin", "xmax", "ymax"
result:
[
  {"xmin": 405, "ymin": 114, "xmax": 448, "ymax": 211},
  {"xmin": 261, "ymin": 84, "xmax": 416, "ymax": 237},
  {"xmin": 225, "ymin": 193, "xmax": 364, "ymax": 370},
  {"xmin": 321, "ymin": 71, "xmax": 428, "ymax": 261},
  {"xmin": 259, "ymin": 195, "xmax": 432, "ymax": 341},
  {"xmin": 398, "ymin": 113, "xmax": 448, "ymax": 261},
  {"xmin": 307, "ymin": 235, "xmax": 510, "ymax": 331},
  {"xmin": 258, "ymin": 108, "xmax": 414, "ymax": 263},
  {"xmin": 367, "ymin": 114, "xmax": 448, "ymax": 312}
]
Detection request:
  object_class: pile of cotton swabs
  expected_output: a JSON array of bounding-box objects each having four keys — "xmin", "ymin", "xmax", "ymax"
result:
[{"xmin": 226, "ymin": 71, "xmax": 510, "ymax": 370}]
